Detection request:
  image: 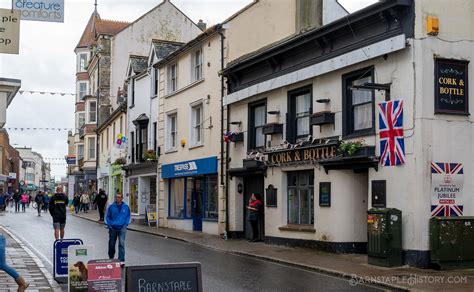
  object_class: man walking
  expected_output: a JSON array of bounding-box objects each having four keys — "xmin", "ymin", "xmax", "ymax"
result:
[
  {"xmin": 49, "ymin": 187, "xmax": 68, "ymax": 241},
  {"xmin": 105, "ymin": 193, "xmax": 130, "ymax": 266},
  {"xmin": 35, "ymin": 191, "xmax": 44, "ymax": 216},
  {"xmin": 94, "ymin": 189, "xmax": 108, "ymax": 222},
  {"xmin": 13, "ymin": 191, "xmax": 20, "ymax": 213}
]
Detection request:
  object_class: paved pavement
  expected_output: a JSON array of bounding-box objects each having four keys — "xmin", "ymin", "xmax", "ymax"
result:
[
  {"xmin": 0, "ymin": 217, "xmax": 58, "ymax": 292},
  {"xmin": 75, "ymin": 209, "xmax": 474, "ymax": 291}
]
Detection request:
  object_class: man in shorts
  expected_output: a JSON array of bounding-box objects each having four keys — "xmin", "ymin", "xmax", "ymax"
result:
[{"xmin": 49, "ymin": 186, "xmax": 68, "ymax": 240}]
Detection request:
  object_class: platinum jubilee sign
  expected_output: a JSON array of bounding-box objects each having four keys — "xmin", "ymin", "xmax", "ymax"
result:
[{"xmin": 14, "ymin": 0, "xmax": 64, "ymax": 23}]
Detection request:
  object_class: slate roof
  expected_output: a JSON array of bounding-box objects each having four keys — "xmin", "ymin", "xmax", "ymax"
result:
[
  {"xmin": 129, "ymin": 55, "xmax": 148, "ymax": 75},
  {"xmin": 152, "ymin": 40, "xmax": 185, "ymax": 62}
]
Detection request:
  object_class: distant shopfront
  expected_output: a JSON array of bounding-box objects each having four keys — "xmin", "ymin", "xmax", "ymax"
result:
[{"xmin": 162, "ymin": 156, "xmax": 218, "ymax": 233}]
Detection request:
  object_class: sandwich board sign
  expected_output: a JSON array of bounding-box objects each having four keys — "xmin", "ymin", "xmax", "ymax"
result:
[
  {"xmin": 126, "ymin": 263, "xmax": 202, "ymax": 292},
  {"xmin": 53, "ymin": 239, "xmax": 83, "ymax": 283},
  {"xmin": 68, "ymin": 245, "xmax": 94, "ymax": 291},
  {"xmin": 146, "ymin": 204, "xmax": 157, "ymax": 226},
  {"xmin": 88, "ymin": 259, "xmax": 122, "ymax": 292}
]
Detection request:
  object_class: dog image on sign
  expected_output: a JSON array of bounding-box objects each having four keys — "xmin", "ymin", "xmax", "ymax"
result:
[{"xmin": 68, "ymin": 245, "xmax": 94, "ymax": 292}]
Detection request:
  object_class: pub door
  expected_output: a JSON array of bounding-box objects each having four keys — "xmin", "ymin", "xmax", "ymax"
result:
[{"xmin": 243, "ymin": 175, "xmax": 265, "ymax": 240}]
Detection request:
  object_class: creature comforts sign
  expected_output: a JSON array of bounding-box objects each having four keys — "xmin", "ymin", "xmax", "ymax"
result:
[{"xmin": 267, "ymin": 144, "xmax": 338, "ymax": 165}]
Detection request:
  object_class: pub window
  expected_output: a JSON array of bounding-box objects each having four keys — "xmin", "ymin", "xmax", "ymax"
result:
[
  {"xmin": 248, "ymin": 100, "xmax": 266, "ymax": 151},
  {"xmin": 342, "ymin": 67, "xmax": 375, "ymax": 137},
  {"xmin": 287, "ymin": 171, "xmax": 314, "ymax": 225},
  {"xmin": 287, "ymin": 86, "xmax": 312, "ymax": 143}
]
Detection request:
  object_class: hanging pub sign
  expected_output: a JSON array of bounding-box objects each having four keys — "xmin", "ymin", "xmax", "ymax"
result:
[
  {"xmin": 266, "ymin": 143, "xmax": 338, "ymax": 166},
  {"xmin": 431, "ymin": 162, "xmax": 464, "ymax": 217},
  {"xmin": 434, "ymin": 58, "xmax": 469, "ymax": 115}
]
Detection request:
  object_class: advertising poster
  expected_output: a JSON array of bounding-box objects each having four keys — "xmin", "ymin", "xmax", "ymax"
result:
[
  {"xmin": 431, "ymin": 162, "xmax": 464, "ymax": 217},
  {"xmin": 88, "ymin": 259, "xmax": 122, "ymax": 292},
  {"xmin": 68, "ymin": 245, "xmax": 94, "ymax": 292}
]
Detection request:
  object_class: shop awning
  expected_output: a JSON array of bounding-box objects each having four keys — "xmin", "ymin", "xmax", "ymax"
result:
[{"xmin": 227, "ymin": 166, "xmax": 266, "ymax": 178}]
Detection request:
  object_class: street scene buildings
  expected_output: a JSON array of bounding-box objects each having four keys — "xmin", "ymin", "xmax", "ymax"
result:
[{"xmin": 1, "ymin": 0, "xmax": 474, "ymax": 290}]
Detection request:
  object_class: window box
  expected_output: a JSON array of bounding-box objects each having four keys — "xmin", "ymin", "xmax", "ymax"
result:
[
  {"xmin": 343, "ymin": 145, "xmax": 376, "ymax": 157},
  {"xmin": 310, "ymin": 111, "xmax": 334, "ymax": 126},
  {"xmin": 243, "ymin": 159, "xmax": 264, "ymax": 169},
  {"xmin": 262, "ymin": 123, "xmax": 283, "ymax": 135},
  {"xmin": 230, "ymin": 132, "xmax": 244, "ymax": 142}
]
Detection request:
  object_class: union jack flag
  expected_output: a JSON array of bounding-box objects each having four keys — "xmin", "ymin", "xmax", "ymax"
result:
[
  {"xmin": 431, "ymin": 162, "xmax": 464, "ymax": 217},
  {"xmin": 379, "ymin": 99, "xmax": 405, "ymax": 166}
]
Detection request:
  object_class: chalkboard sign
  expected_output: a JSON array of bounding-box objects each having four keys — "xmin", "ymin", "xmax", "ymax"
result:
[
  {"xmin": 145, "ymin": 204, "xmax": 157, "ymax": 227},
  {"xmin": 126, "ymin": 263, "xmax": 202, "ymax": 292},
  {"xmin": 319, "ymin": 182, "xmax": 331, "ymax": 207},
  {"xmin": 434, "ymin": 58, "xmax": 469, "ymax": 115}
]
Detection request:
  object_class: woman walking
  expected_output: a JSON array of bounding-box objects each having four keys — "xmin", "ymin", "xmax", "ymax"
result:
[
  {"xmin": 20, "ymin": 193, "xmax": 28, "ymax": 212},
  {"xmin": 80, "ymin": 193, "xmax": 90, "ymax": 213},
  {"xmin": 0, "ymin": 233, "xmax": 29, "ymax": 291},
  {"xmin": 246, "ymin": 193, "xmax": 263, "ymax": 242}
]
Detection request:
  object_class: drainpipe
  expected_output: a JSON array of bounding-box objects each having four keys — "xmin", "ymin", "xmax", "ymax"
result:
[
  {"xmin": 95, "ymin": 54, "xmax": 100, "ymax": 193},
  {"xmin": 217, "ymin": 24, "xmax": 230, "ymax": 238}
]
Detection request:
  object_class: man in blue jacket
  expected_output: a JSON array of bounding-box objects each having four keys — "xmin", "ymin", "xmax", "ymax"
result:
[{"xmin": 105, "ymin": 192, "xmax": 130, "ymax": 266}]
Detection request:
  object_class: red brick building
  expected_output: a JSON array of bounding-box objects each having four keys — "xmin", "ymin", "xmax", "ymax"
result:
[{"xmin": 0, "ymin": 129, "xmax": 20, "ymax": 194}]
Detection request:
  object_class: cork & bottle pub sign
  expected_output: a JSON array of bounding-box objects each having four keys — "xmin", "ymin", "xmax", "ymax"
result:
[{"xmin": 435, "ymin": 58, "xmax": 469, "ymax": 115}]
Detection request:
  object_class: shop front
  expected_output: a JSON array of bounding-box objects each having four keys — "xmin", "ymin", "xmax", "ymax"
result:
[
  {"xmin": 162, "ymin": 156, "xmax": 218, "ymax": 234},
  {"xmin": 109, "ymin": 164, "xmax": 124, "ymax": 201},
  {"xmin": 124, "ymin": 161, "xmax": 157, "ymax": 224}
]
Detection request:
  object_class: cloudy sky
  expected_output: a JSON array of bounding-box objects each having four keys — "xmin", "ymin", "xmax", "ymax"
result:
[{"xmin": 0, "ymin": 0, "xmax": 375, "ymax": 179}]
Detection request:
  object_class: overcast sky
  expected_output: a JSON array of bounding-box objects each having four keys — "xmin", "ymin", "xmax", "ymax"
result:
[{"xmin": 0, "ymin": 0, "xmax": 375, "ymax": 179}]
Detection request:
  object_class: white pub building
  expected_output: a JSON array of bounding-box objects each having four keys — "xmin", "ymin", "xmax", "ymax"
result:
[{"xmin": 223, "ymin": 0, "xmax": 473, "ymax": 268}]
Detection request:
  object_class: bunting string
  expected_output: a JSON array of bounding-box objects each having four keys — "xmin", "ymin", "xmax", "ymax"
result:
[{"xmin": 6, "ymin": 127, "xmax": 73, "ymax": 132}]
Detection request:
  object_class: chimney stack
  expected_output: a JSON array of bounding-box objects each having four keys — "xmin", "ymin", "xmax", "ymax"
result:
[{"xmin": 197, "ymin": 19, "xmax": 207, "ymax": 31}]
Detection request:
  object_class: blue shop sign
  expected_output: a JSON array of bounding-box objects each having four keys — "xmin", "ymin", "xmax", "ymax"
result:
[{"xmin": 162, "ymin": 156, "xmax": 217, "ymax": 179}]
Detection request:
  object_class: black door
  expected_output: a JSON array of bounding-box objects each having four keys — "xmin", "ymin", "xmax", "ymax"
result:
[{"xmin": 243, "ymin": 175, "xmax": 265, "ymax": 240}]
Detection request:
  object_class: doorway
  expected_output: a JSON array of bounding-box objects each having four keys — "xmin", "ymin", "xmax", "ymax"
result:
[
  {"xmin": 190, "ymin": 177, "xmax": 204, "ymax": 231},
  {"xmin": 243, "ymin": 175, "xmax": 265, "ymax": 240}
]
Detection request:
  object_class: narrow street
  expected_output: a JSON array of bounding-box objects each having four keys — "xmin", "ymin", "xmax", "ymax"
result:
[{"xmin": 0, "ymin": 206, "xmax": 382, "ymax": 291}]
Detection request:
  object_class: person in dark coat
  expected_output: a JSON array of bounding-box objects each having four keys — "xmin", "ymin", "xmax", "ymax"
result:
[
  {"xmin": 246, "ymin": 193, "xmax": 263, "ymax": 242},
  {"xmin": 73, "ymin": 194, "xmax": 81, "ymax": 214},
  {"xmin": 34, "ymin": 191, "xmax": 45, "ymax": 216},
  {"xmin": 13, "ymin": 191, "xmax": 21, "ymax": 213},
  {"xmin": 94, "ymin": 189, "xmax": 108, "ymax": 222},
  {"xmin": 49, "ymin": 187, "xmax": 68, "ymax": 241}
]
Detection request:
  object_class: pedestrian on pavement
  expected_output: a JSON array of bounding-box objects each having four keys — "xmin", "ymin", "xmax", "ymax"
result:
[
  {"xmin": 0, "ymin": 193, "xmax": 5, "ymax": 212},
  {"xmin": 91, "ymin": 191, "xmax": 97, "ymax": 210},
  {"xmin": 73, "ymin": 193, "xmax": 81, "ymax": 214},
  {"xmin": 43, "ymin": 193, "xmax": 50, "ymax": 212},
  {"xmin": 49, "ymin": 186, "xmax": 68, "ymax": 241},
  {"xmin": 20, "ymin": 193, "xmax": 28, "ymax": 212},
  {"xmin": 28, "ymin": 194, "xmax": 33, "ymax": 208},
  {"xmin": 246, "ymin": 193, "xmax": 263, "ymax": 242},
  {"xmin": 80, "ymin": 192, "xmax": 90, "ymax": 213},
  {"xmin": 35, "ymin": 191, "xmax": 45, "ymax": 216},
  {"xmin": 0, "ymin": 233, "xmax": 29, "ymax": 291},
  {"xmin": 13, "ymin": 191, "xmax": 20, "ymax": 213},
  {"xmin": 94, "ymin": 189, "xmax": 108, "ymax": 222},
  {"xmin": 105, "ymin": 192, "xmax": 130, "ymax": 266}
]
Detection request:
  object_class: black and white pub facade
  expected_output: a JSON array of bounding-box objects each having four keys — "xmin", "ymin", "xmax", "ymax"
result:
[{"xmin": 223, "ymin": 0, "xmax": 473, "ymax": 268}]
